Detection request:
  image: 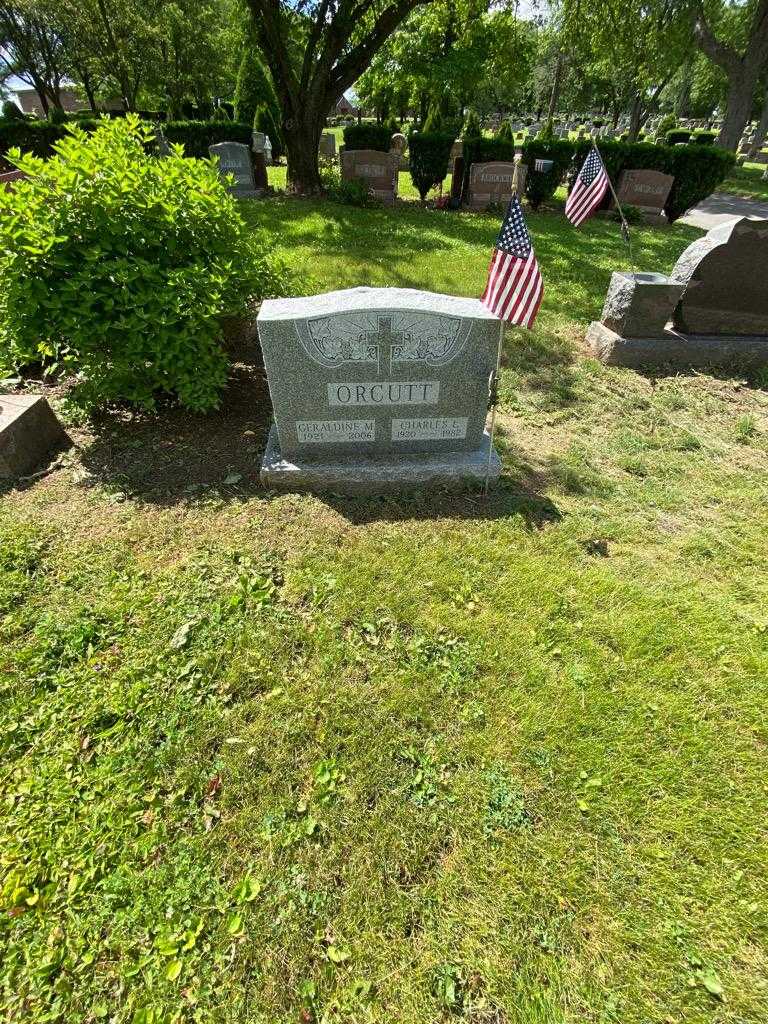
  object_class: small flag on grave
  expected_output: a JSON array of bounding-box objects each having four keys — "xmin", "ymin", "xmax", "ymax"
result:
[
  {"xmin": 565, "ymin": 146, "xmax": 610, "ymax": 227},
  {"xmin": 480, "ymin": 195, "xmax": 543, "ymax": 328}
]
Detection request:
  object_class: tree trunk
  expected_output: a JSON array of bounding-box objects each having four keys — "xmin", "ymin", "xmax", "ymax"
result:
[
  {"xmin": 627, "ymin": 93, "xmax": 643, "ymax": 141},
  {"xmin": 747, "ymin": 87, "xmax": 768, "ymax": 160},
  {"xmin": 547, "ymin": 52, "xmax": 564, "ymax": 120},
  {"xmin": 283, "ymin": 110, "xmax": 324, "ymax": 194},
  {"xmin": 718, "ymin": 69, "xmax": 757, "ymax": 150}
]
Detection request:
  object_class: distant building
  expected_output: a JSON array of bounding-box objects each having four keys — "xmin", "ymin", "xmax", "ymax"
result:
[
  {"xmin": 336, "ymin": 96, "xmax": 358, "ymax": 117},
  {"xmin": 14, "ymin": 86, "xmax": 124, "ymax": 116}
]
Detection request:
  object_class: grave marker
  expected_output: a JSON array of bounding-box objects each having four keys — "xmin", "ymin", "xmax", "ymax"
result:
[
  {"xmin": 258, "ymin": 287, "xmax": 502, "ymax": 492},
  {"xmin": 613, "ymin": 169, "xmax": 673, "ymax": 220},
  {"xmin": 341, "ymin": 149, "xmax": 399, "ymax": 204},
  {"xmin": 467, "ymin": 160, "xmax": 524, "ymax": 209},
  {"xmin": 208, "ymin": 142, "xmax": 261, "ymax": 198}
]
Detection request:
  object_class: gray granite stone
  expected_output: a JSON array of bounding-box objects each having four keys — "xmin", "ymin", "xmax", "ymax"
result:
[
  {"xmin": 672, "ymin": 217, "xmax": 768, "ymax": 335},
  {"xmin": 208, "ymin": 142, "xmax": 262, "ymax": 198},
  {"xmin": 260, "ymin": 424, "xmax": 500, "ymax": 494},
  {"xmin": 599, "ymin": 272, "xmax": 684, "ymax": 337},
  {"xmin": 0, "ymin": 394, "xmax": 70, "ymax": 478},
  {"xmin": 586, "ymin": 321, "xmax": 768, "ymax": 369},
  {"xmin": 319, "ymin": 132, "xmax": 337, "ymax": 158},
  {"xmin": 467, "ymin": 161, "xmax": 524, "ymax": 209},
  {"xmin": 258, "ymin": 287, "xmax": 500, "ymax": 462},
  {"xmin": 614, "ymin": 169, "xmax": 673, "ymax": 218}
]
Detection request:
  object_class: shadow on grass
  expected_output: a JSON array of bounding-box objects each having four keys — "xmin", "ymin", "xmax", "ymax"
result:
[{"xmin": 72, "ymin": 335, "xmax": 560, "ymax": 527}]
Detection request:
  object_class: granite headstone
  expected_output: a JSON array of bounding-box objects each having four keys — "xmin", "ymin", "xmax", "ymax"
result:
[
  {"xmin": 467, "ymin": 161, "xmax": 523, "ymax": 209},
  {"xmin": 209, "ymin": 142, "xmax": 261, "ymax": 198},
  {"xmin": 614, "ymin": 169, "xmax": 673, "ymax": 219},
  {"xmin": 0, "ymin": 395, "xmax": 70, "ymax": 478},
  {"xmin": 258, "ymin": 287, "xmax": 502, "ymax": 492},
  {"xmin": 341, "ymin": 149, "xmax": 399, "ymax": 204},
  {"xmin": 672, "ymin": 217, "xmax": 768, "ymax": 335}
]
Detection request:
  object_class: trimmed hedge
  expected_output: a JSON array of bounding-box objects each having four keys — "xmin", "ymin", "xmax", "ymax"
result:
[
  {"xmin": 665, "ymin": 129, "xmax": 691, "ymax": 146},
  {"xmin": 692, "ymin": 131, "xmax": 717, "ymax": 145},
  {"xmin": 0, "ymin": 117, "xmax": 253, "ymax": 166},
  {"xmin": 162, "ymin": 120, "xmax": 252, "ymax": 157},
  {"xmin": 521, "ymin": 138, "xmax": 574, "ymax": 209},
  {"xmin": 460, "ymin": 137, "xmax": 515, "ymax": 202},
  {"xmin": 408, "ymin": 131, "xmax": 454, "ymax": 200},
  {"xmin": 343, "ymin": 123, "xmax": 392, "ymax": 152},
  {"xmin": 572, "ymin": 139, "xmax": 735, "ymax": 222}
]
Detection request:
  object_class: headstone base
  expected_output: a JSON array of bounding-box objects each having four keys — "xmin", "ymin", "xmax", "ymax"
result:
[
  {"xmin": 260, "ymin": 425, "xmax": 501, "ymax": 495},
  {"xmin": 0, "ymin": 394, "xmax": 71, "ymax": 478},
  {"xmin": 586, "ymin": 321, "xmax": 768, "ymax": 369}
]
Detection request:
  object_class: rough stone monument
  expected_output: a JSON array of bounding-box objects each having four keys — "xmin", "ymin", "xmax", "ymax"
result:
[
  {"xmin": 467, "ymin": 161, "xmax": 525, "ymax": 209},
  {"xmin": 258, "ymin": 287, "xmax": 502, "ymax": 493},
  {"xmin": 341, "ymin": 149, "xmax": 399, "ymax": 204},
  {"xmin": 586, "ymin": 217, "xmax": 768, "ymax": 368},
  {"xmin": 208, "ymin": 142, "xmax": 261, "ymax": 198},
  {"xmin": 612, "ymin": 169, "xmax": 673, "ymax": 221},
  {"xmin": 0, "ymin": 395, "xmax": 70, "ymax": 478}
]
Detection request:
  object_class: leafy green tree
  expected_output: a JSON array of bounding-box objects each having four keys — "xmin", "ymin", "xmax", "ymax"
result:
[
  {"xmin": 0, "ymin": 0, "xmax": 68, "ymax": 115},
  {"xmin": 691, "ymin": 0, "xmax": 768, "ymax": 149},
  {"xmin": 234, "ymin": 43, "xmax": 278, "ymax": 127},
  {"xmin": 246, "ymin": 0, "xmax": 431, "ymax": 194},
  {"xmin": 254, "ymin": 101, "xmax": 284, "ymax": 159}
]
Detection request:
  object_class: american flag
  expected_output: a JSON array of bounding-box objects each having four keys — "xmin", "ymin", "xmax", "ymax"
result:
[
  {"xmin": 480, "ymin": 195, "xmax": 543, "ymax": 328},
  {"xmin": 565, "ymin": 147, "xmax": 610, "ymax": 227}
]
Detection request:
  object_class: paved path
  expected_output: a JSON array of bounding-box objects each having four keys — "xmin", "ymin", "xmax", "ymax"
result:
[{"xmin": 679, "ymin": 191, "xmax": 768, "ymax": 230}]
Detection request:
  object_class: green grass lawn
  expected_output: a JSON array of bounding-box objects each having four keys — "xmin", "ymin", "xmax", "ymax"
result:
[
  {"xmin": 719, "ymin": 161, "xmax": 768, "ymax": 201},
  {"xmin": 2, "ymin": 197, "xmax": 768, "ymax": 1024}
]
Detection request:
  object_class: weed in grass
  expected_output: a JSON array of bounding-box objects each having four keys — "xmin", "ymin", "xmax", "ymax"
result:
[{"xmin": 735, "ymin": 413, "xmax": 759, "ymax": 443}]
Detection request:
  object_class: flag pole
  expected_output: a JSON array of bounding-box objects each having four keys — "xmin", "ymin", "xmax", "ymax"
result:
[
  {"xmin": 592, "ymin": 140, "xmax": 636, "ymax": 274},
  {"xmin": 483, "ymin": 318, "xmax": 504, "ymax": 497}
]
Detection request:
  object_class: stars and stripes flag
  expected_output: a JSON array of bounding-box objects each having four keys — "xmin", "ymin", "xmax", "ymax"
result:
[
  {"xmin": 480, "ymin": 195, "xmax": 543, "ymax": 328},
  {"xmin": 565, "ymin": 147, "xmax": 610, "ymax": 227}
]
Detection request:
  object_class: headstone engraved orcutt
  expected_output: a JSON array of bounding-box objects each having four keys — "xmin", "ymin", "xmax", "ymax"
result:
[
  {"xmin": 258, "ymin": 287, "xmax": 502, "ymax": 493},
  {"xmin": 586, "ymin": 216, "xmax": 768, "ymax": 368},
  {"xmin": 340, "ymin": 149, "xmax": 399, "ymax": 204},
  {"xmin": 208, "ymin": 141, "xmax": 261, "ymax": 198}
]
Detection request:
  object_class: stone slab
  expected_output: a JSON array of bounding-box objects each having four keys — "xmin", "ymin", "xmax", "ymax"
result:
[
  {"xmin": 672, "ymin": 216, "xmax": 768, "ymax": 335},
  {"xmin": 0, "ymin": 394, "xmax": 70, "ymax": 478},
  {"xmin": 208, "ymin": 142, "xmax": 262, "ymax": 198},
  {"xmin": 467, "ymin": 161, "xmax": 521, "ymax": 209},
  {"xmin": 613, "ymin": 168, "xmax": 673, "ymax": 215},
  {"xmin": 586, "ymin": 321, "xmax": 768, "ymax": 369},
  {"xmin": 599, "ymin": 271, "xmax": 684, "ymax": 338},
  {"xmin": 260, "ymin": 424, "xmax": 501, "ymax": 495},
  {"xmin": 341, "ymin": 149, "xmax": 399, "ymax": 204},
  {"xmin": 257, "ymin": 287, "xmax": 500, "ymax": 461}
]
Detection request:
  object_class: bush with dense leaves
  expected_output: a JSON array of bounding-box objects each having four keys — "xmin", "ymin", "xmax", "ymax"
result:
[
  {"xmin": 409, "ymin": 131, "xmax": 454, "ymax": 200},
  {"xmin": 162, "ymin": 120, "xmax": 253, "ymax": 157},
  {"xmin": 572, "ymin": 138, "xmax": 735, "ymax": 221},
  {"xmin": 0, "ymin": 116, "xmax": 288, "ymax": 412},
  {"xmin": 343, "ymin": 123, "xmax": 393, "ymax": 152},
  {"xmin": 665, "ymin": 129, "xmax": 692, "ymax": 145},
  {"xmin": 692, "ymin": 130, "xmax": 717, "ymax": 145},
  {"xmin": 521, "ymin": 138, "xmax": 575, "ymax": 209}
]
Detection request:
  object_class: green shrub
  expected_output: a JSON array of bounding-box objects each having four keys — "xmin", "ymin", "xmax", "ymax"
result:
[
  {"xmin": 162, "ymin": 120, "xmax": 252, "ymax": 156},
  {"xmin": 422, "ymin": 106, "xmax": 443, "ymax": 133},
  {"xmin": 521, "ymin": 138, "xmax": 575, "ymax": 209},
  {"xmin": 1, "ymin": 100, "xmax": 26, "ymax": 120},
  {"xmin": 408, "ymin": 131, "xmax": 454, "ymax": 200},
  {"xmin": 234, "ymin": 46, "xmax": 282, "ymax": 154},
  {"xmin": 49, "ymin": 106, "xmax": 67, "ymax": 125},
  {"xmin": 655, "ymin": 114, "xmax": 676, "ymax": 141},
  {"xmin": 496, "ymin": 120, "xmax": 513, "ymax": 141},
  {"xmin": 343, "ymin": 122, "xmax": 392, "ymax": 152},
  {"xmin": 571, "ymin": 138, "xmax": 735, "ymax": 221},
  {"xmin": 460, "ymin": 136, "xmax": 516, "ymax": 203},
  {"xmin": 0, "ymin": 116, "xmax": 286, "ymax": 412},
  {"xmin": 665, "ymin": 129, "xmax": 691, "ymax": 145},
  {"xmin": 461, "ymin": 109, "xmax": 482, "ymax": 140},
  {"xmin": 692, "ymin": 130, "xmax": 717, "ymax": 145},
  {"xmin": 320, "ymin": 165, "xmax": 379, "ymax": 207}
]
